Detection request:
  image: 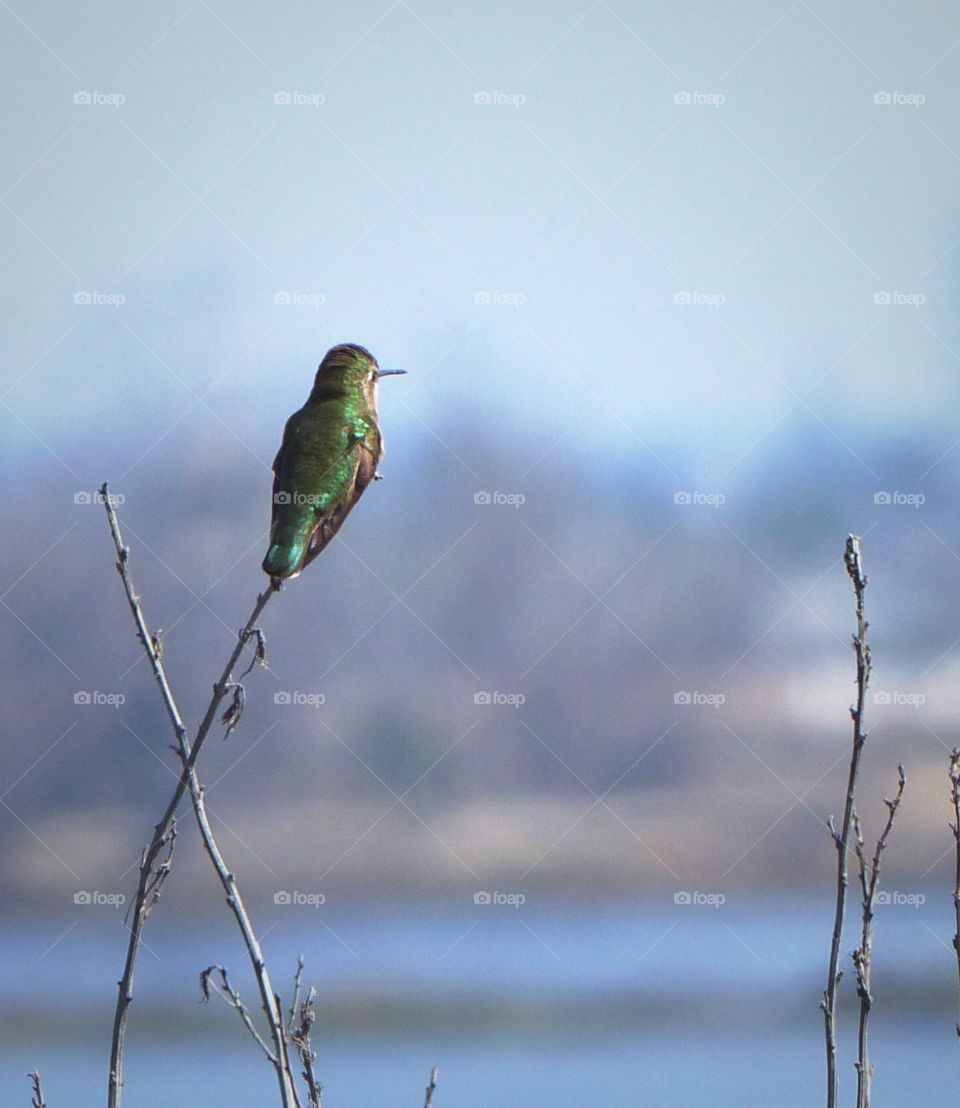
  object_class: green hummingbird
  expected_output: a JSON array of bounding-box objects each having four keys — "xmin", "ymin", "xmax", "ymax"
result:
[{"xmin": 262, "ymin": 343, "xmax": 405, "ymax": 581}]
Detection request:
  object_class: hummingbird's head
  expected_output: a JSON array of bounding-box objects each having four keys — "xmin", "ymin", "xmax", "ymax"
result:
[{"xmin": 311, "ymin": 343, "xmax": 405, "ymax": 401}]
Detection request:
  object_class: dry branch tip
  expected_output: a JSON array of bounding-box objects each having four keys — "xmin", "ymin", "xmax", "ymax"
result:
[{"xmin": 27, "ymin": 1071, "xmax": 47, "ymax": 1108}]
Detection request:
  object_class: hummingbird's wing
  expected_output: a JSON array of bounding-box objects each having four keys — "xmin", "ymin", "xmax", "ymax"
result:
[
  {"xmin": 263, "ymin": 411, "xmax": 382, "ymax": 579},
  {"xmin": 268, "ymin": 442, "xmax": 284, "ymax": 511},
  {"xmin": 299, "ymin": 429, "xmax": 380, "ymax": 571},
  {"xmin": 263, "ymin": 412, "xmax": 329, "ymax": 578}
]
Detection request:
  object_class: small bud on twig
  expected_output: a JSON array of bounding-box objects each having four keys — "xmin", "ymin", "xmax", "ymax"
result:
[{"xmin": 221, "ymin": 684, "xmax": 246, "ymax": 738}]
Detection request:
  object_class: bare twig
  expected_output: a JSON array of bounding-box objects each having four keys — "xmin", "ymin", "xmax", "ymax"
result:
[
  {"xmin": 200, "ymin": 964, "xmax": 276, "ymax": 1062},
  {"xmin": 239, "ymin": 626, "xmax": 268, "ymax": 678},
  {"xmin": 950, "ymin": 749, "xmax": 960, "ymax": 1038},
  {"xmin": 188, "ymin": 757, "xmax": 300, "ymax": 1107},
  {"xmin": 27, "ymin": 1071, "xmax": 47, "ymax": 1108},
  {"xmin": 823, "ymin": 535, "xmax": 871, "ymax": 1108},
  {"xmin": 100, "ymin": 485, "xmax": 295, "ymax": 1107},
  {"xmin": 424, "ymin": 1066, "xmax": 438, "ymax": 1108},
  {"xmin": 290, "ymin": 985, "xmax": 323, "ymax": 1108},
  {"xmin": 851, "ymin": 767, "xmax": 906, "ymax": 1108},
  {"xmin": 143, "ymin": 821, "xmax": 176, "ymax": 913},
  {"xmin": 288, "ymin": 956, "xmax": 306, "ymax": 1035},
  {"xmin": 220, "ymin": 682, "xmax": 247, "ymax": 737}
]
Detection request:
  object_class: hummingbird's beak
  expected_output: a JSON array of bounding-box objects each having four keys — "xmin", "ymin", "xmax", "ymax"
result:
[{"xmin": 375, "ymin": 369, "xmax": 407, "ymax": 378}]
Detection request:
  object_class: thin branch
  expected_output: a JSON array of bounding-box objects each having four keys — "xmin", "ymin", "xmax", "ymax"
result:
[
  {"xmin": 851, "ymin": 767, "xmax": 906, "ymax": 1108},
  {"xmin": 200, "ymin": 964, "xmax": 276, "ymax": 1062},
  {"xmin": 950, "ymin": 749, "xmax": 960, "ymax": 1038},
  {"xmin": 100, "ymin": 484, "xmax": 295, "ymax": 1108},
  {"xmin": 822, "ymin": 534, "xmax": 871, "ymax": 1108},
  {"xmin": 290, "ymin": 985, "xmax": 323, "ymax": 1108},
  {"xmin": 131, "ymin": 821, "xmax": 177, "ymax": 923},
  {"xmin": 27, "ymin": 1071, "xmax": 47, "ymax": 1108},
  {"xmin": 188, "ymin": 755, "xmax": 300, "ymax": 1108},
  {"xmin": 424, "ymin": 1066, "xmax": 438, "ymax": 1108},
  {"xmin": 288, "ymin": 956, "xmax": 305, "ymax": 1035}
]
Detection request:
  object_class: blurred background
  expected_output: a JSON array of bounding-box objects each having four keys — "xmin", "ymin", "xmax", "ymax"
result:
[{"xmin": 3, "ymin": 1, "xmax": 960, "ymax": 1104}]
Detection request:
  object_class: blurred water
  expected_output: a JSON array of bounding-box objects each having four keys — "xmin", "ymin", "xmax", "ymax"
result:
[
  {"xmin": 3, "ymin": 896, "xmax": 957, "ymax": 1105},
  {"xmin": 9, "ymin": 1029, "xmax": 956, "ymax": 1108}
]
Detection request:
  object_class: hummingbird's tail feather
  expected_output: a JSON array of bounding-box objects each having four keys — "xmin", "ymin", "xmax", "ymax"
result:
[
  {"xmin": 261, "ymin": 515, "xmax": 315, "ymax": 579},
  {"xmin": 261, "ymin": 541, "xmax": 304, "ymax": 580},
  {"xmin": 262, "ymin": 512, "xmax": 343, "ymax": 579}
]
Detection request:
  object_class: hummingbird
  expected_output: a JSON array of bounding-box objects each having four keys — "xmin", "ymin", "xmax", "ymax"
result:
[{"xmin": 261, "ymin": 343, "xmax": 405, "ymax": 581}]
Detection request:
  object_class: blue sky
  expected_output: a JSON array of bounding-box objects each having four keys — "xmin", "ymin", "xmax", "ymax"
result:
[{"xmin": 4, "ymin": 0, "xmax": 960, "ymax": 487}]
